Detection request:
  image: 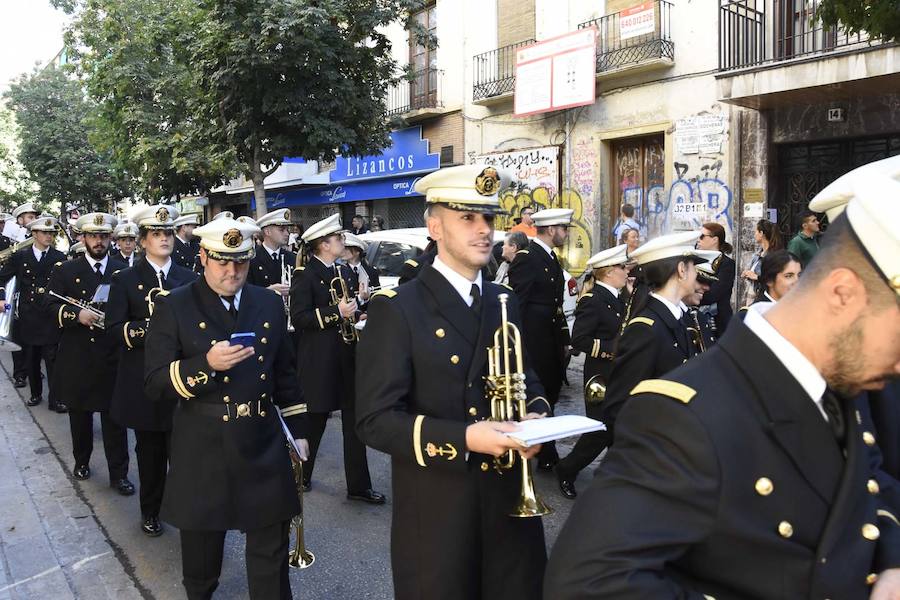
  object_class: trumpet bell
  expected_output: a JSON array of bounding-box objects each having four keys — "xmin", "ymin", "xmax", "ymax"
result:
[
  {"xmin": 287, "ymin": 514, "xmax": 315, "ymax": 569},
  {"xmin": 584, "ymin": 375, "xmax": 606, "ymax": 404},
  {"xmin": 510, "ymin": 471, "xmax": 553, "ymax": 518},
  {"xmin": 0, "ymin": 276, "xmax": 20, "ymax": 352}
]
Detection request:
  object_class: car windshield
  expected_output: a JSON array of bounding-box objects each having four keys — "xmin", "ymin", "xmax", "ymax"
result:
[{"xmin": 371, "ymin": 241, "xmax": 420, "ymax": 277}]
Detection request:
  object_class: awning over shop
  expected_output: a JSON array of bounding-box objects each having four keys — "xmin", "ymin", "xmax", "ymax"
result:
[{"xmin": 254, "ymin": 174, "xmax": 427, "ymax": 209}]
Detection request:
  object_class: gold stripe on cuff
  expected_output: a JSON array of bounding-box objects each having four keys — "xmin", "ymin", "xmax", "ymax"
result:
[
  {"xmin": 315, "ymin": 308, "xmax": 325, "ymax": 329},
  {"xmin": 878, "ymin": 509, "xmax": 900, "ymax": 526},
  {"xmin": 281, "ymin": 403, "xmax": 308, "ymax": 417},
  {"xmin": 413, "ymin": 415, "xmax": 426, "ymax": 467},
  {"xmin": 123, "ymin": 322, "xmax": 133, "ymax": 349},
  {"xmin": 170, "ymin": 360, "xmax": 194, "ymax": 399},
  {"xmin": 58, "ymin": 305, "xmax": 66, "ymax": 328}
]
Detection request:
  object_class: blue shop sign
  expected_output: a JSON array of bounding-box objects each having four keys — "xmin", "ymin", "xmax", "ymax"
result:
[
  {"xmin": 331, "ymin": 126, "xmax": 439, "ymax": 183},
  {"xmin": 255, "ymin": 175, "xmax": 426, "ymax": 209}
]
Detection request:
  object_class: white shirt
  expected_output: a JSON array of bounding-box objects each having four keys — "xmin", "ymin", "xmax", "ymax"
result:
[
  {"xmin": 85, "ymin": 254, "xmax": 109, "ymax": 275},
  {"xmin": 744, "ymin": 302, "xmax": 828, "ymax": 421},
  {"xmin": 347, "ymin": 260, "xmax": 369, "ymax": 288},
  {"xmin": 262, "ymin": 242, "xmax": 283, "ymax": 261},
  {"xmin": 533, "ymin": 237, "xmax": 556, "ymax": 259},
  {"xmin": 145, "ymin": 257, "xmax": 172, "ymax": 281},
  {"xmin": 651, "ymin": 292, "xmax": 683, "ymax": 320},
  {"xmin": 314, "ymin": 255, "xmax": 335, "ymax": 270},
  {"xmin": 219, "ymin": 288, "xmax": 243, "ymax": 311},
  {"xmin": 32, "ymin": 245, "xmax": 49, "ymax": 262},
  {"xmin": 432, "ymin": 256, "xmax": 482, "ymax": 307},
  {"xmin": 596, "ymin": 281, "xmax": 619, "ymax": 298},
  {"xmin": 763, "ymin": 291, "xmax": 777, "ymax": 303},
  {"xmin": 121, "ymin": 252, "xmax": 134, "ymax": 267}
]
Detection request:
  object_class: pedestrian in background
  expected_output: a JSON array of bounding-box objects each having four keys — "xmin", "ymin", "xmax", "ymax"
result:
[
  {"xmin": 509, "ymin": 205, "xmax": 537, "ymax": 237},
  {"xmin": 350, "ymin": 215, "xmax": 368, "ymax": 235},
  {"xmin": 755, "ymin": 249, "xmax": 802, "ymax": 304},
  {"xmin": 741, "ymin": 218, "xmax": 782, "ymax": 284},
  {"xmin": 618, "ymin": 227, "xmax": 640, "ymax": 254},
  {"xmin": 612, "ymin": 204, "xmax": 641, "ymax": 242},
  {"xmin": 696, "ymin": 222, "xmax": 736, "ymax": 333},
  {"xmin": 494, "ymin": 231, "xmax": 528, "ymax": 285},
  {"xmin": 369, "ymin": 215, "xmax": 385, "ymax": 232},
  {"xmin": 787, "ymin": 209, "xmax": 821, "ymax": 268}
]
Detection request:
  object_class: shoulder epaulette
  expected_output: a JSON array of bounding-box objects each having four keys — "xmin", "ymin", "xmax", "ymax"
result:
[
  {"xmin": 114, "ymin": 269, "xmax": 121, "ymax": 275},
  {"xmin": 157, "ymin": 290, "xmax": 170, "ymax": 297},
  {"xmin": 516, "ymin": 249, "xmax": 529, "ymax": 255},
  {"xmin": 372, "ymin": 289, "xmax": 397, "ymax": 299},
  {"xmin": 404, "ymin": 259, "xmax": 418, "ymax": 268},
  {"xmin": 738, "ymin": 306, "xmax": 749, "ymax": 312},
  {"xmin": 630, "ymin": 379, "xmax": 696, "ymax": 404},
  {"xmin": 499, "ymin": 283, "xmax": 513, "ymax": 291},
  {"xmin": 294, "ymin": 266, "xmax": 304, "ymax": 271},
  {"xmin": 628, "ymin": 316, "xmax": 654, "ymax": 327},
  {"xmin": 54, "ymin": 261, "xmax": 62, "ymax": 266},
  {"xmin": 577, "ymin": 293, "xmax": 593, "ymax": 303}
]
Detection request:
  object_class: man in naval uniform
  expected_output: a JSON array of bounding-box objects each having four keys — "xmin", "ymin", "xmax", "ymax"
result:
[
  {"xmin": 247, "ymin": 208, "xmax": 297, "ymax": 296},
  {"xmin": 112, "ymin": 222, "xmax": 139, "ymax": 266},
  {"xmin": 172, "ymin": 214, "xmax": 200, "ymax": 270}
]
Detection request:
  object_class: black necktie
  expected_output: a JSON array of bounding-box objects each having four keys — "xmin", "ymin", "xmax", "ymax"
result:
[
  {"xmin": 223, "ymin": 295, "xmax": 237, "ymax": 319},
  {"xmin": 470, "ymin": 284, "xmax": 481, "ymax": 318},
  {"xmin": 272, "ymin": 252, "xmax": 279, "ymax": 262},
  {"xmin": 353, "ymin": 266, "xmax": 359, "ymax": 275},
  {"xmin": 94, "ymin": 262, "xmax": 103, "ymax": 279},
  {"xmin": 821, "ymin": 389, "xmax": 846, "ymax": 446},
  {"xmin": 39, "ymin": 250, "xmax": 46, "ymax": 263},
  {"xmin": 157, "ymin": 271, "xmax": 166, "ymax": 289}
]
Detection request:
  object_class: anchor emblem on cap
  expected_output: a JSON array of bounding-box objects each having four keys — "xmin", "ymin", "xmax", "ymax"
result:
[{"xmin": 223, "ymin": 228, "xmax": 243, "ymax": 248}]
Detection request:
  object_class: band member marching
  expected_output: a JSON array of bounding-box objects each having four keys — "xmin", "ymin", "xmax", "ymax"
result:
[
  {"xmin": 144, "ymin": 216, "xmax": 309, "ymax": 599},
  {"xmin": 48, "ymin": 212, "xmax": 134, "ymax": 495},
  {"xmin": 357, "ymin": 165, "xmax": 551, "ymax": 600},
  {"xmin": 112, "ymin": 222, "xmax": 139, "ymax": 266},
  {"xmin": 0, "ymin": 215, "xmax": 67, "ymax": 410},
  {"xmin": 555, "ymin": 244, "xmax": 629, "ymax": 499},
  {"xmin": 248, "ymin": 209, "xmax": 296, "ymax": 303},
  {"xmin": 107, "ymin": 205, "xmax": 196, "ymax": 537},
  {"xmin": 172, "ymin": 214, "xmax": 200, "ymax": 270},
  {"xmin": 342, "ymin": 232, "xmax": 380, "ymax": 305},
  {"xmin": 8, "ymin": 202, "xmax": 40, "ymax": 388},
  {"xmin": 289, "ymin": 214, "xmax": 385, "ymax": 503}
]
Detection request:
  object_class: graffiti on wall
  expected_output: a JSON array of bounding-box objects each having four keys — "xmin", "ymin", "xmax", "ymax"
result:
[{"xmin": 471, "ymin": 146, "xmax": 560, "ymax": 197}]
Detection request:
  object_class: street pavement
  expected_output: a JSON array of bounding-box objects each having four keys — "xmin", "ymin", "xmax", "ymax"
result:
[{"xmin": 0, "ymin": 352, "xmax": 598, "ymax": 599}]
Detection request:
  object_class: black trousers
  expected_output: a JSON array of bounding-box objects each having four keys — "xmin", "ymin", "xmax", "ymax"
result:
[
  {"xmin": 305, "ymin": 399, "xmax": 372, "ymax": 494},
  {"xmin": 135, "ymin": 430, "xmax": 169, "ymax": 518},
  {"xmin": 25, "ymin": 343, "xmax": 56, "ymax": 401},
  {"xmin": 180, "ymin": 520, "xmax": 291, "ymax": 600},
  {"xmin": 557, "ymin": 403, "xmax": 611, "ymax": 480},
  {"xmin": 68, "ymin": 409, "xmax": 129, "ymax": 480},
  {"xmin": 11, "ymin": 348, "xmax": 26, "ymax": 380}
]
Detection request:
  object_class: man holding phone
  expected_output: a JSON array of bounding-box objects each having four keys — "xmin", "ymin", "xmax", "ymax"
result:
[{"xmin": 144, "ymin": 215, "xmax": 309, "ymax": 600}]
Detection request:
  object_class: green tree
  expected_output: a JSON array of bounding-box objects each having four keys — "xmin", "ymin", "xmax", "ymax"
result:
[
  {"xmin": 4, "ymin": 66, "xmax": 130, "ymax": 213},
  {"xmin": 65, "ymin": 0, "xmax": 233, "ymax": 200},
  {"xmin": 0, "ymin": 103, "xmax": 38, "ymax": 211},
  {"xmin": 60, "ymin": 0, "xmax": 433, "ymax": 217},
  {"xmin": 817, "ymin": 0, "xmax": 900, "ymax": 43}
]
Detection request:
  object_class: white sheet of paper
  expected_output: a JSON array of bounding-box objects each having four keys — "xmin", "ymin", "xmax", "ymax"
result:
[
  {"xmin": 277, "ymin": 408, "xmax": 301, "ymax": 456},
  {"xmin": 504, "ymin": 415, "xmax": 606, "ymax": 447}
]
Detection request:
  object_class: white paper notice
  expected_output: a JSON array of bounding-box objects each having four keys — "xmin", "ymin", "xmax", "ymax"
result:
[
  {"xmin": 551, "ymin": 46, "xmax": 597, "ymax": 109},
  {"xmin": 514, "ymin": 59, "xmax": 553, "ymax": 116},
  {"xmin": 504, "ymin": 415, "xmax": 606, "ymax": 447}
]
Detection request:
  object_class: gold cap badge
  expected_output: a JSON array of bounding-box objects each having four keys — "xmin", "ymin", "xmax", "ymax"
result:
[
  {"xmin": 93, "ymin": 214, "xmax": 105, "ymax": 226},
  {"xmin": 223, "ymin": 228, "xmax": 244, "ymax": 248},
  {"xmin": 475, "ymin": 167, "xmax": 500, "ymax": 196},
  {"xmin": 156, "ymin": 207, "xmax": 170, "ymax": 222}
]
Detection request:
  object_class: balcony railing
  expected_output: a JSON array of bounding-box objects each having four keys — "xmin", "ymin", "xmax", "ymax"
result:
[
  {"xmin": 719, "ymin": 0, "xmax": 887, "ymax": 71},
  {"xmin": 387, "ymin": 67, "xmax": 444, "ymax": 117},
  {"xmin": 472, "ymin": 39, "xmax": 535, "ymax": 102},
  {"xmin": 578, "ymin": 0, "xmax": 674, "ymax": 74}
]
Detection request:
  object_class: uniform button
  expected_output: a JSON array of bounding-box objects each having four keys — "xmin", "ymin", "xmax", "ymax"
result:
[
  {"xmin": 260, "ymin": 373, "xmax": 267, "ymax": 380},
  {"xmin": 468, "ymin": 407, "xmax": 477, "ymax": 416},
  {"xmin": 261, "ymin": 337, "xmax": 268, "ymax": 344},
  {"xmin": 261, "ymin": 393, "xmax": 267, "ymax": 399},
  {"xmin": 777, "ymin": 521, "xmax": 793, "ymax": 538},
  {"xmin": 867, "ymin": 479, "xmax": 880, "ymax": 494},
  {"xmin": 222, "ymin": 414, "xmax": 230, "ymax": 422},
  {"xmin": 450, "ymin": 355, "xmax": 459, "ymax": 364},
  {"xmin": 862, "ymin": 523, "xmax": 880, "ymax": 541},
  {"xmin": 199, "ymin": 322, "xmax": 206, "ymax": 329},
  {"xmin": 867, "ymin": 573, "xmax": 878, "ymax": 585},
  {"xmin": 258, "ymin": 355, "xmax": 264, "ymax": 362},
  {"xmin": 467, "ymin": 382, "xmax": 473, "ymax": 388},
  {"xmin": 855, "ymin": 410, "xmax": 862, "ymax": 425},
  {"xmin": 755, "ymin": 477, "xmax": 774, "ymax": 496},
  {"xmin": 435, "ymin": 328, "xmax": 445, "ymax": 338},
  {"xmin": 263, "ymin": 322, "xmax": 270, "ymax": 329},
  {"xmin": 137, "ymin": 284, "xmax": 143, "ymax": 290},
  {"xmin": 223, "ymin": 396, "xmax": 230, "ymax": 403},
  {"xmin": 90, "ymin": 337, "xmax": 95, "ymax": 343},
  {"xmin": 862, "ymin": 431, "xmax": 876, "ymax": 446},
  {"xmin": 223, "ymin": 376, "xmax": 230, "ymax": 383},
  {"xmin": 480, "ymin": 462, "xmax": 489, "ymax": 472},
  {"xmin": 211, "ymin": 340, "xmax": 217, "ymax": 346}
]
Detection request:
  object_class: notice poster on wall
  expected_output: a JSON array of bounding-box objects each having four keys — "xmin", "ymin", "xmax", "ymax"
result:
[
  {"xmin": 675, "ymin": 114, "xmax": 727, "ymax": 155},
  {"xmin": 620, "ymin": 2, "xmax": 656, "ymax": 40},
  {"xmin": 470, "ymin": 146, "xmax": 560, "ymax": 194}
]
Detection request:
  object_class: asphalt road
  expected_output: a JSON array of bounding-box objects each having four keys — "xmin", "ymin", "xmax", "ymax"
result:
[{"xmin": 5, "ymin": 353, "xmax": 595, "ymax": 600}]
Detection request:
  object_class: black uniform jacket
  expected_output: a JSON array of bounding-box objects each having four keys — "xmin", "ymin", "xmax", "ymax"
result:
[
  {"xmin": 0, "ymin": 246, "xmax": 67, "ymax": 346},
  {"xmin": 171, "ymin": 236, "xmax": 197, "ymax": 270},
  {"xmin": 144, "ymin": 278, "xmax": 308, "ymax": 531},
  {"xmin": 398, "ymin": 248, "xmax": 436, "ymax": 284},
  {"xmin": 545, "ymin": 319, "xmax": 900, "ymax": 600},
  {"xmin": 248, "ymin": 246, "xmax": 296, "ymax": 289},
  {"xmin": 869, "ymin": 382, "xmax": 900, "ymax": 481},
  {"xmin": 107, "ymin": 258, "xmax": 196, "ymax": 431},
  {"xmin": 683, "ymin": 306, "xmax": 718, "ymax": 353},
  {"xmin": 357, "ymin": 264, "xmax": 550, "ymax": 472},
  {"xmin": 508, "ymin": 242, "xmax": 571, "ymax": 391},
  {"xmin": 570, "ymin": 284, "xmax": 624, "ymax": 384},
  {"xmin": 48, "ymin": 255, "xmax": 126, "ymax": 411},
  {"xmin": 603, "ymin": 296, "xmax": 693, "ymax": 433},
  {"xmin": 346, "ymin": 259, "xmax": 380, "ymax": 313},
  {"xmin": 700, "ymin": 253, "xmax": 736, "ymax": 333},
  {"xmin": 289, "ymin": 257, "xmax": 356, "ymax": 413},
  {"xmin": 111, "ymin": 250, "xmax": 138, "ymax": 267}
]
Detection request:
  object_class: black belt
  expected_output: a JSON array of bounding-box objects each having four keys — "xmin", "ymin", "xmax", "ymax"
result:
[{"xmin": 180, "ymin": 399, "xmax": 272, "ymax": 422}]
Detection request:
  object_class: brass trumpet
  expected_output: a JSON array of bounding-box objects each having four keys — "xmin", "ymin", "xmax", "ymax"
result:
[
  {"xmin": 144, "ymin": 271, "xmax": 166, "ymax": 316},
  {"xmin": 686, "ymin": 308, "xmax": 706, "ymax": 354},
  {"xmin": 584, "ymin": 375, "xmax": 607, "ymax": 404},
  {"xmin": 282, "ymin": 258, "xmax": 294, "ymax": 332},
  {"xmin": 328, "ymin": 274, "xmax": 358, "ymax": 344},
  {"xmin": 49, "ymin": 290, "xmax": 105, "ymax": 329},
  {"xmin": 485, "ymin": 293, "xmax": 552, "ymax": 518},
  {"xmin": 0, "ymin": 238, "xmax": 34, "ymax": 264},
  {"xmin": 287, "ymin": 448, "xmax": 315, "ymax": 569}
]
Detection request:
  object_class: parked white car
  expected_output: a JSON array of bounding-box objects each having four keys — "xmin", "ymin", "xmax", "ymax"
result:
[{"xmin": 359, "ymin": 228, "xmax": 578, "ymax": 332}]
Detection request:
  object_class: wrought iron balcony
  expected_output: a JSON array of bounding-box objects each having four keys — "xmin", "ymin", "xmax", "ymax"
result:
[
  {"xmin": 719, "ymin": 0, "xmax": 889, "ymax": 72},
  {"xmin": 472, "ymin": 39, "xmax": 535, "ymax": 102},
  {"xmin": 387, "ymin": 67, "xmax": 444, "ymax": 118},
  {"xmin": 578, "ymin": 0, "xmax": 674, "ymax": 74}
]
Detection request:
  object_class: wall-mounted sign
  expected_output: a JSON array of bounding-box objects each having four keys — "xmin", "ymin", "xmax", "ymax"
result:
[
  {"xmin": 515, "ymin": 28, "xmax": 597, "ymax": 117},
  {"xmin": 620, "ymin": 2, "xmax": 657, "ymax": 40},
  {"xmin": 331, "ymin": 126, "xmax": 440, "ymax": 184}
]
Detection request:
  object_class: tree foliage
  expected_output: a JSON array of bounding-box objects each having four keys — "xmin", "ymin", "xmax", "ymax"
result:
[
  {"xmin": 58, "ymin": 0, "xmax": 434, "ymax": 216},
  {"xmin": 817, "ymin": 0, "xmax": 900, "ymax": 43},
  {"xmin": 3, "ymin": 67, "xmax": 130, "ymax": 213},
  {"xmin": 0, "ymin": 104, "xmax": 38, "ymax": 211}
]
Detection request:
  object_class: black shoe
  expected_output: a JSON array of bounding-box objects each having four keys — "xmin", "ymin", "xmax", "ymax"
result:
[
  {"xmin": 141, "ymin": 515, "xmax": 163, "ymax": 537},
  {"xmin": 26, "ymin": 396, "xmax": 42, "ymax": 407},
  {"xmin": 347, "ymin": 489, "xmax": 387, "ymax": 505},
  {"xmin": 13, "ymin": 377, "xmax": 27, "ymax": 388},
  {"xmin": 111, "ymin": 478, "xmax": 136, "ymax": 496},
  {"xmin": 555, "ymin": 466, "xmax": 577, "ymax": 499},
  {"xmin": 302, "ymin": 479, "xmax": 311, "ymax": 492},
  {"xmin": 50, "ymin": 402, "xmax": 68, "ymax": 414},
  {"xmin": 73, "ymin": 464, "xmax": 91, "ymax": 480}
]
